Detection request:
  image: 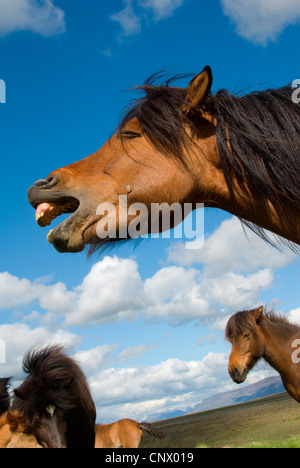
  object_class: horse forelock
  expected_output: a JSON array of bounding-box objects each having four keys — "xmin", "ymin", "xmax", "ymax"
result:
[
  {"xmin": 225, "ymin": 310, "xmax": 259, "ymax": 341},
  {"xmin": 14, "ymin": 345, "xmax": 95, "ymax": 420}
]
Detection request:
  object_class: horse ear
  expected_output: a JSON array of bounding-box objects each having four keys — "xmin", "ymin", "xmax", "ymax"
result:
[
  {"xmin": 14, "ymin": 388, "xmax": 25, "ymax": 400},
  {"xmin": 182, "ymin": 66, "xmax": 213, "ymax": 115},
  {"xmin": 254, "ymin": 306, "xmax": 264, "ymax": 322}
]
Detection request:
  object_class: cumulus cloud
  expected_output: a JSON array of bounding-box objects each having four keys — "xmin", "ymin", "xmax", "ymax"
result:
[
  {"xmin": 167, "ymin": 217, "xmax": 296, "ymax": 273},
  {"xmin": 287, "ymin": 308, "xmax": 300, "ymax": 326},
  {"xmin": 221, "ymin": 0, "xmax": 300, "ymax": 45},
  {"xmin": 0, "ymin": 322, "xmax": 78, "ymax": 378},
  {"xmin": 110, "ymin": 0, "xmax": 184, "ymax": 37},
  {"xmin": 66, "ymin": 256, "xmax": 145, "ymax": 326},
  {"xmin": 0, "ymin": 217, "xmax": 296, "ymax": 329},
  {"xmin": 0, "ymin": 0, "xmax": 66, "ymax": 37},
  {"xmin": 89, "ymin": 352, "xmax": 276, "ymax": 422}
]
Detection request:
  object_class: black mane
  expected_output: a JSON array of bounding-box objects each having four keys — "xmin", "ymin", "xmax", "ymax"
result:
[
  {"xmin": 0, "ymin": 377, "xmax": 11, "ymax": 415},
  {"xmin": 117, "ymin": 75, "xmax": 300, "ymax": 252},
  {"xmin": 13, "ymin": 345, "xmax": 94, "ymax": 416},
  {"xmin": 12, "ymin": 345, "xmax": 96, "ymax": 448}
]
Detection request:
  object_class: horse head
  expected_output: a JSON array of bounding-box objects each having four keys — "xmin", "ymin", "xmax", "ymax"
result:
[{"xmin": 226, "ymin": 306, "xmax": 265, "ymax": 384}]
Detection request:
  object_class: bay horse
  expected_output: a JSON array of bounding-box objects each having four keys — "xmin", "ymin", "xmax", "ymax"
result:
[
  {"xmin": 12, "ymin": 345, "xmax": 96, "ymax": 448},
  {"xmin": 0, "ymin": 378, "xmax": 11, "ymax": 415},
  {"xmin": 226, "ymin": 306, "xmax": 300, "ymax": 402},
  {"xmin": 0, "ymin": 411, "xmax": 40, "ymax": 448},
  {"xmin": 27, "ymin": 66, "xmax": 300, "ymax": 255},
  {"xmin": 94, "ymin": 419, "xmax": 167, "ymax": 448}
]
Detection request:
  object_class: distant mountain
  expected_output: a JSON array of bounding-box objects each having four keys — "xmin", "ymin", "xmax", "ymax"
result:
[
  {"xmin": 147, "ymin": 376, "xmax": 285, "ymax": 422},
  {"xmin": 189, "ymin": 376, "xmax": 285, "ymax": 415},
  {"xmin": 144, "ymin": 406, "xmax": 195, "ymax": 423}
]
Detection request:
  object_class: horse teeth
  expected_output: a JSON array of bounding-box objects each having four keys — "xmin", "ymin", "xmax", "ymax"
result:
[{"xmin": 36, "ymin": 211, "xmax": 44, "ymax": 222}]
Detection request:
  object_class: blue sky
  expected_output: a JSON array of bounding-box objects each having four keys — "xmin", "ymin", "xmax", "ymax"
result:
[{"xmin": 0, "ymin": 0, "xmax": 300, "ymax": 423}]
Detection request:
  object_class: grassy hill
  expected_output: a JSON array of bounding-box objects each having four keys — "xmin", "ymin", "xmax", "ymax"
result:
[{"xmin": 140, "ymin": 393, "xmax": 300, "ymax": 448}]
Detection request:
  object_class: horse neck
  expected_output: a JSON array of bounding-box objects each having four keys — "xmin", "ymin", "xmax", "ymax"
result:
[
  {"xmin": 191, "ymin": 125, "xmax": 300, "ymax": 246},
  {"xmin": 260, "ymin": 319, "xmax": 300, "ymax": 376}
]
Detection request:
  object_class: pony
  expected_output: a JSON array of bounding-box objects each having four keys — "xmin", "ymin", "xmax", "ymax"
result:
[
  {"xmin": 26, "ymin": 66, "xmax": 300, "ymax": 255},
  {"xmin": 0, "ymin": 378, "xmax": 11, "ymax": 415},
  {"xmin": 94, "ymin": 419, "xmax": 167, "ymax": 448},
  {"xmin": 0, "ymin": 411, "xmax": 40, "ymax": 448},
  {"xmin": 12, "ymin": 345, "xmax": 96, "ymax": 448},
  {"xmin": 226, "ymin": 306, "xmax": 300, "ymax": 402}
]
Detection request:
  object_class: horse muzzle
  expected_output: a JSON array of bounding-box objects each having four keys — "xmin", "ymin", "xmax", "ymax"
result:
[{"xmin": 229, "ymin": 366, "xmax": 248, "ymax": 384}]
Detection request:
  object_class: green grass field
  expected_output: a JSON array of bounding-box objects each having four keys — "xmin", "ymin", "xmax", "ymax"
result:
[{"xmin": 140, "ymin": 393, "xmax": 300, "ymax": 448}]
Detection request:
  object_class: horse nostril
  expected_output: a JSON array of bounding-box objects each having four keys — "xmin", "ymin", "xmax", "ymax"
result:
[
  {"xmin": 34, "ymin": 175, "xmax": 58, "ymax": 189},
  {"xmin": 34, "ymin": 179, "xmax": 50, "ymax": 187},
  {"xmin": 230, "ymin": 367, "xmax": 239, "ymax": 380}
]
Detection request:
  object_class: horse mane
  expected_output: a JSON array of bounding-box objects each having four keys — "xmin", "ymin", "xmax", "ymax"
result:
[
  {"xmin": 13, "ymin": 345, "xmax": 95, "ymax": 419},
  {"xmin": 225, "ymin": 307, "xmax": 297, "ymax": 342},
  {"xmin": 118, "ymin": 74, "xmax": 300, "ymax": 253},
  {"xmin": 0, "ymin": 378, "xmax": 11, "ymax": 415}
]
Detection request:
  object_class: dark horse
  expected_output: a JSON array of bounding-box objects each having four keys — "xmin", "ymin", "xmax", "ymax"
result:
[
  {"xmin": 12, "ymin": 345, "xmax": 96, "ymax": 448},
  {"xmin": 27, "ymin": 66, "xmax": 300, "ymax": 254},
  {"xmin": 0, "ymin": 378, "xmax": 11, "ymax": 415},
  {"xmin": 226, "ymin": 306, "xmax": 300, "ymax": 402}
]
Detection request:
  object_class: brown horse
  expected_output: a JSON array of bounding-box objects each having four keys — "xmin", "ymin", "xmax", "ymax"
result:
[
  {"xmin": 0, "ymin": 411, "xmax": 40, "ymax": 448},
  {"xmin": 94, "ymin": 419, "xmax": 167, "ymax": 448},
  {"xmin": 27, "ymin": 67, "xmax": 300, "ymax": 255},
  {"xmin": 226, "ymin": 306, "xmax": 300, "ymax": 402}
]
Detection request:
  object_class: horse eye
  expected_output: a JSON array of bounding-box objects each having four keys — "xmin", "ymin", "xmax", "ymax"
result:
[
  {"xmin": 34, "ymin": 420, "xmax": 42, "ymax": 428},
  {"xmin": 119, "ymin": 131, "xmax": 141, "ymax": 139},
  {"xmin": 244, "ymin": 333, "xmax": 250, "ymax": 339}
]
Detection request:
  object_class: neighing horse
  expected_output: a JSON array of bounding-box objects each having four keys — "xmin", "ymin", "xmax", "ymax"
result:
[
  {"xmin": 226, "ymin": 306, "xmax": 300, "ymax": 402},
  {"xmin": 95, "ymin": 419, "xmax": 167, "ymax": 448},
  {"xmin": 0, "ymin": 378, "xmax": 11, "ymax": 415},
  {"xmin": 12, "ymin": 345, "xmax": 96, "ymax": 448},
  {"xmin": 27, "ymin": 66, "xmax": 300, "ymax": 254},
  {"xmin": 0, "ymin": 411, "xmax": 40, "ymax": 448}
]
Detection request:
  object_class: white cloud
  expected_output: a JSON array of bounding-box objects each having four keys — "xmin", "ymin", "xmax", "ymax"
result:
[
  {"xmin": 0, "ymin": 323, "xmax": 78, "ymax": 378},
  {"xmin": 110, "ymin": 0, "xmax": 184, "ymax": 37},
  {"xmin": 110, "ymin": 0, "xmax": 141, "ymax": 36},
  {"xmin": 287, "ymin": 308, "xmax": 300, "ymax": 326},
  {"xmin": 89, "ymin": 352, "xmax": 275, "ymax": 422},
  {"xmin": 167, "ymin": 217, "xmax": 296, "ymax": 274},
  {"xmin": 0, "ymin": 0, "xmax": 66, "ymax": 37},
  {"xmin": 221, "ymin": 0, "xmax": 300, "ymax": 45},
  {"xmin": 75, "ymin": 344, "xmax": 120, "ymax": 374},
  {"xmin": 66, "ymin": 256, "xmax": 145, "ymax": 326},
  {"xmin": 138, "ymin": 0, "xmax": 183, "ymax": 20},
  {"xmin": 0, "ymin": 217, "xmax": 296, "ymax": 329}
]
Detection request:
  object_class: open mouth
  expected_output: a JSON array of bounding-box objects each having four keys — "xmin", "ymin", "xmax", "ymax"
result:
[{"xmin": 35, "ymin": 198, "xmax": 80, "ymax": 228}]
